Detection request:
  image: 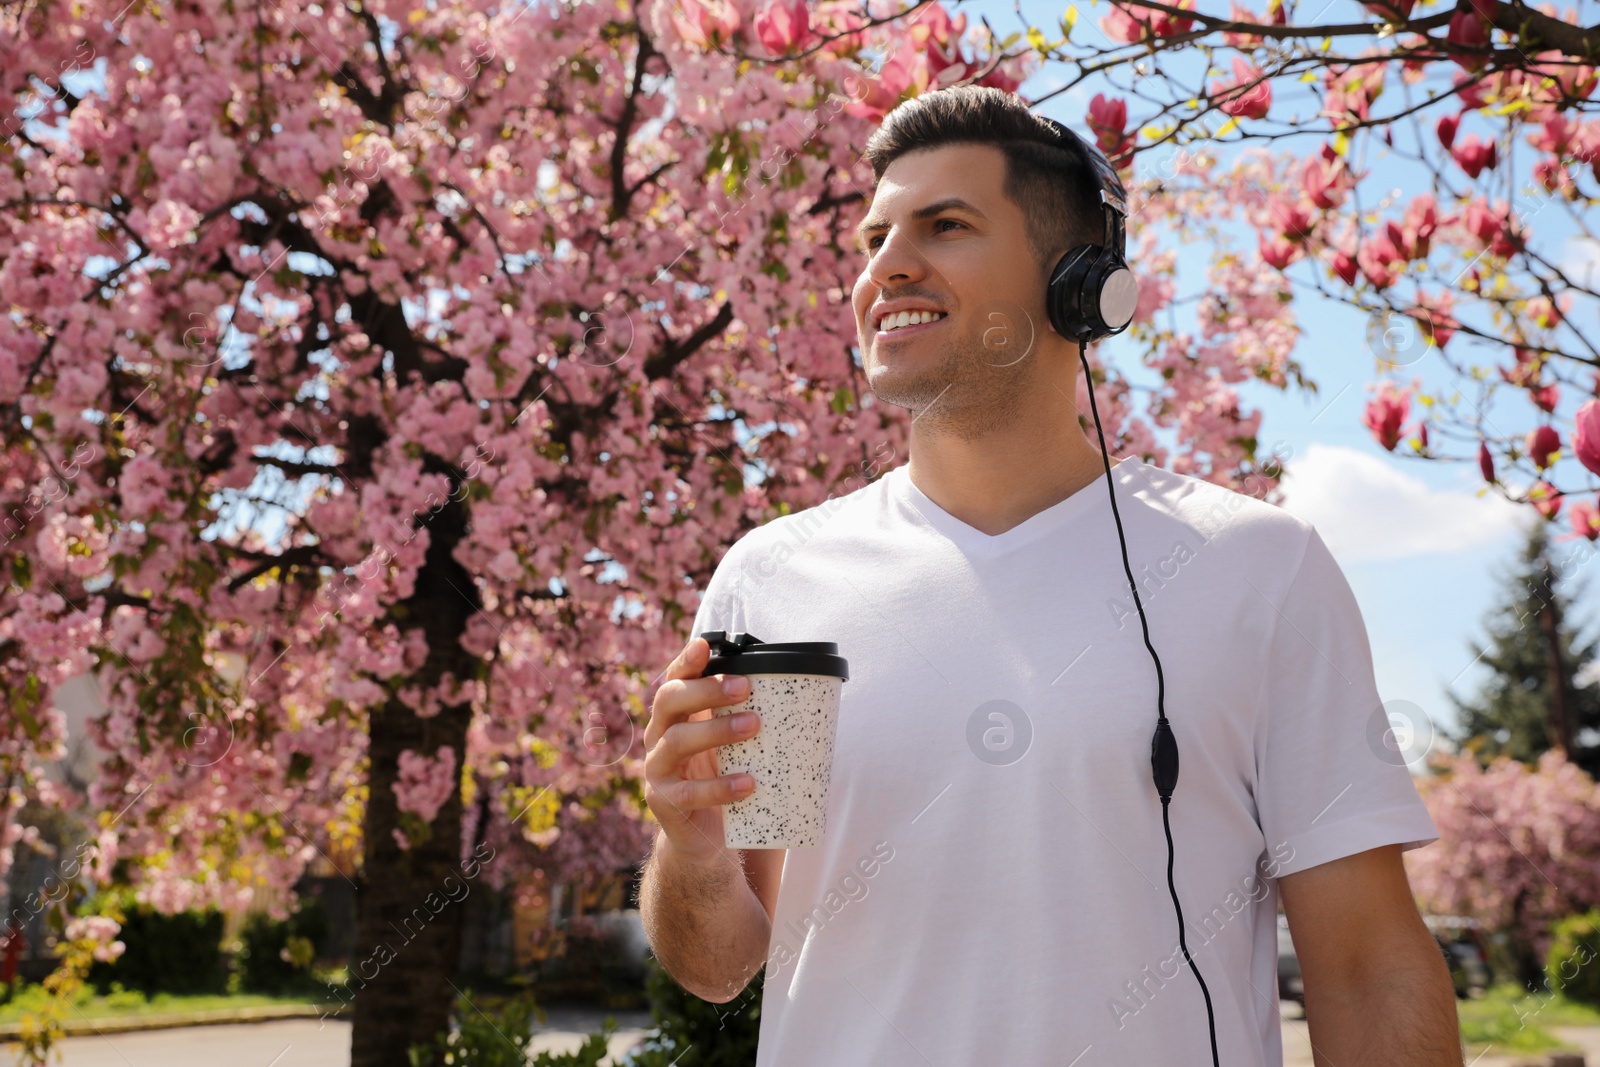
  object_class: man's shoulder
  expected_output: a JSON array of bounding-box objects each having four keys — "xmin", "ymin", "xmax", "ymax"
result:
[{"xmin": 1130, "ymin": 459, "xmax": 1315, "ymax": 569}]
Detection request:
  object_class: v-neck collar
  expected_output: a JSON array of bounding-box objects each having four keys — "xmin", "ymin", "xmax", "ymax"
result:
[{"xmin": 890, "ymin": 456, "xmax": 1139, "ymax": 555}]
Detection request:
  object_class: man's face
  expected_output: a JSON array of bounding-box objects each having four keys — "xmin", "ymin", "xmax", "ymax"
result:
[{"xmin": 850, "ymin": 142, "xmax": 1061, "ymax": 438}]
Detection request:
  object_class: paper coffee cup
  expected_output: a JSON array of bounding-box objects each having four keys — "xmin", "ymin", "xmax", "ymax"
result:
[{"xmin": 699, "ymin": 632, "xmax": 850, "ymax": 849}]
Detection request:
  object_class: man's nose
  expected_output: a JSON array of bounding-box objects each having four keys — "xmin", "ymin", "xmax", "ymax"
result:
[{"xmin": 865, "ymin": 226, "xmax": 931, "ymax": 288}]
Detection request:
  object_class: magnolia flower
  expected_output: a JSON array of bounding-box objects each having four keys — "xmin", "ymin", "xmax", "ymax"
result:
[
  {"xmin": 1526, "ymin": 424, "xmax": 1560, "ymax": 470},
  {"xmin": 1530, "ymin": 480, "xmax": 1562, "ymax": 519},
  {"xmin": 1570, "ymin": 499, "xmax": 1600, "ymax": 542},
  {"xmin": 1363, "ymin": 381, "xmax": 1411, "ymax": 451},
  {"xmin": 670, "ymin": 0, "xmax": 741, "ymax": 51},
  {"xmin": 1259, "ymin": 232, "xmax": 1301, "ymax": 269},
  {"xmin": 1087, "ymin": 93, "xmax": 1130, "ymax": 153},
  {"xmin": 1531, "ymin": 381, "xmax": 1561, "ymax": 413},
  {"xmin": 1214, "ymin": 56, "xmax": 1272, "ymax": 120},
  {"xmin": 754, "ymin": 0, "xmax": 811, "ymax": 56},
  {"xmin": 1100, "ymin": 0, "xmax": 1195, "ymax": 43},
  {"xmin": 1361, "ymin": 0, "xmax": 1415, "ymax": 21},
  {"xmin": 1479, "ymin": 441, "xmax": 1496, "ymax": 482},
  {"xmin": 1436, "ymin": 111, "xmax": 1460, "ymax": 151},
  {"xmin": 1447, "ymin": 6, "xmax": 1491, "ymax": 70},
  {"xmin": 1329, "ymin": 248, "xmax": 1359, "ymax": 285},
  {"xmin": 1302, "ymin": 145, "xmax": 1350, "ymax": 209},
  {"xmin": 1452, "ymin": 134, "xmax": 1498, "ymax": 178},
  {"xmin": 1574, "ymin": 399, "xmax": 1600, "ymax": 475}
]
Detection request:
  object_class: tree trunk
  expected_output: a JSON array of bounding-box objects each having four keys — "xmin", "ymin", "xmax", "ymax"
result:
[
  {"xmin": 1537, "ymin": 559, "xmax": 1576, "ymax": 757},
  {"xmin": 348, "ymin": 474, "xmax": 480, "ymax": 1067}
]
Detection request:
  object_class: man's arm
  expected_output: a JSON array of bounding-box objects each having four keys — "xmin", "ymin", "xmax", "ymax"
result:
[
  {"xmin": 1280, "ymin": 844, "xmax": 1463, "ymax": 1067},
  {"xmin": 638, "ymin": 831, "xmax": 778, "ymax": 1003}
]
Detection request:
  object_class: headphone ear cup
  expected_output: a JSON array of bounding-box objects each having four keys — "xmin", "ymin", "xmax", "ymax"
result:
[{"xmin": 1047, "ymin": 245, "xmax": 1097, "ymax": 341}]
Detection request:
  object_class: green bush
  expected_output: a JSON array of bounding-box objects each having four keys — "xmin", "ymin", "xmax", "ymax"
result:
[
  {"xmin": 86, "ymin": 897, "xmax": 227, "ymax": 996},
  {"xmin": 407, "ymin": 989, "xmax": 621, "ymax": 1067},
  {"xmin": 235, "ymin": 898, "xmax": 330, "ymax": 994},
  {"xmin": 621, "ymin": 956, "xmax": 761, "ymax": 1067},
  {"xmin": 1546, "ymin": 910, "xmax": 1600, "ymax": 1009}
]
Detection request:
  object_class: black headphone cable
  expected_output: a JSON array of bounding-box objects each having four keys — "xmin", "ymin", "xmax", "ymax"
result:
[{"xmin": 1077, "ymin": 342, "xmax": 1222, "ymax": 1067}]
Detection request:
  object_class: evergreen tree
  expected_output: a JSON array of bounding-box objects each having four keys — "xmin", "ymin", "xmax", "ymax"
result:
[{"xmin": 1447, "ymin": 520, "xmax": 1600, "ymax": 779}]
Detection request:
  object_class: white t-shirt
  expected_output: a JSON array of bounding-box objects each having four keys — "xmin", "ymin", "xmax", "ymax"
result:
[{"xmin": 688, "ymin": 456, "xmax": 1440, "ymax": 1067}]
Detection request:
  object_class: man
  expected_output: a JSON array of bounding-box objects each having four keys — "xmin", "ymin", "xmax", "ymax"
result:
[{"xmin": 639, "ymin": 84, "xmax": 1461, "ymax": 1066}]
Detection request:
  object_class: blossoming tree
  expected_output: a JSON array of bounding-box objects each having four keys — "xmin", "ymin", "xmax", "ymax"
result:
[
  {"xmin": 2, "ymin": 0, "xmax": 1324, "ymax": 1060},
  {"xmin": 1008, "ymin": 0, "xmax": 1600, "ymax": 536},
  {"xmin": 1407, "ymin": 749, "xmax": 1600, "ymax": 985}
]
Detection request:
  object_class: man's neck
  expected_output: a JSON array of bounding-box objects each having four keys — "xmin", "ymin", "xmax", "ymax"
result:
[{"xmin": 905, "ymin": 429, "xmax": 1124, "ymax": 538}]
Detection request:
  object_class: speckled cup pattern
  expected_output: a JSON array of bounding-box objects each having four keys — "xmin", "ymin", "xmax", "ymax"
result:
[{"xmin": 713, "ymin": 672, "xmax": 842, "ymax": 849}]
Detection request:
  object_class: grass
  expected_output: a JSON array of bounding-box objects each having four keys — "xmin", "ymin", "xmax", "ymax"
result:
[
  {"xmin": 1456, "ymin": 982, "xmax": 1600, "ymax": 1056},
  {"xmin": 0, "ymin": 983, "xmax": 334, "ymax": 1027}
]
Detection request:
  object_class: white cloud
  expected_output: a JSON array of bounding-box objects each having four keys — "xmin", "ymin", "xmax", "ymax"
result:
[
  {"xmin": 1276, "ymin": 443, "xmax": 1525, "ymax": 562},
  {"xmin": 1559, "ymin": 235, "xmax": 1600, "ymax": 291}
]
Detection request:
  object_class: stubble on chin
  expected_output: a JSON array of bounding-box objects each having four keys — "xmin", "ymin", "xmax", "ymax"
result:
[{"xmin": 864, "ymin": 332, "xmax": 1035, "ymax": 442}]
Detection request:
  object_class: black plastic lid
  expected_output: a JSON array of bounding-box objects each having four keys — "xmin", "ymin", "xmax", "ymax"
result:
[{"xmin": 699, "ymin": 631, "xmax": 850, "ymax": 681}]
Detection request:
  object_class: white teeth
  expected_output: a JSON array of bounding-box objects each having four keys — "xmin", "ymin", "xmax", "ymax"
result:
[{"xmin": 881, "ymin": 310, "xmax": 946, "ymax": 332}]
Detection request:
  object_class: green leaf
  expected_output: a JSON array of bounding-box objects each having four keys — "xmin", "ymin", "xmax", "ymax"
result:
[
  {"xmin": 1027, "ymin": 25, "xmax": 1049, "ymax": 53},
  {"xmin": 1061, "ymin": 5, "xmax": 1078, "ymax": 38}
]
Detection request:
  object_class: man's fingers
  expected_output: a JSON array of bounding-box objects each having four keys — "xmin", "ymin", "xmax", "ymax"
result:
[
  {"xmin": 647, "ymin": 671, "xmax": 750, "ymax": 750},
  {"xmin": 646, "ymin": 713, "xmax": 759, "ymax": 782},
  {"xmin": 648, "ymin": 772, "xmax": 755, "ymax": 821},
  {"xmin": 664, "ymin": 636, "xmax": 709, "ymax": 683}
]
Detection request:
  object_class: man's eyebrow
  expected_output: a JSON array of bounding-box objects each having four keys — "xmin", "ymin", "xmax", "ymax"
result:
[{"xmin": 853, "ymin": 197, "xmax": 987, "ymax": 251}]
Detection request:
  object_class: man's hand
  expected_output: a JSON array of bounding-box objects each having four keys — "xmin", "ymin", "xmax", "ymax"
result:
[
  {"xmin": 643, "ymin": 636, "xmax": 762, "ymax": 866},
  {"xmin": 1280, "ymin": 844, "xmax": 1463, "ymax": 1066}
]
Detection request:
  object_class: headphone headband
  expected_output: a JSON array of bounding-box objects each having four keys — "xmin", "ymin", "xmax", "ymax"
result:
[
  {"xmin": 1033, "ymin": 113, "xmax": 1139, "ymax": 344},
  {"xmin": 1034, "ymin": 115, "xmax": 1129, "ymax": 259}
]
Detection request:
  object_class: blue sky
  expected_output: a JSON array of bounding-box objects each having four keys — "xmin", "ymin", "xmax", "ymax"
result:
[{"xmin": 952, "ymin": 0, "xmax": 1600, "ymax": 761}]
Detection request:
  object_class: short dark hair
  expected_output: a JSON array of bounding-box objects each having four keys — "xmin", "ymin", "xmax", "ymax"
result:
[{"xmin": 861, "ymin": 85, "xmax": 1104, "ymax": 276}]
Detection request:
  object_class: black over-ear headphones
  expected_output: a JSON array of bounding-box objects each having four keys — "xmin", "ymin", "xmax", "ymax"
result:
[
  {"xmin": 1035, "ymin": 116, "xmax": 1142, "ymax": 344},
  {"xmin": 1033, "ymin": 115, "xmax": 1224, "ymax": 1067}
]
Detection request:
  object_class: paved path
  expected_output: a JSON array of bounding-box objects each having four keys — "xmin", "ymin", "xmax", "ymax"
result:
[{"xmin": 14, "ymin": 1005, "xmax": 1600, "ymax": 1066}]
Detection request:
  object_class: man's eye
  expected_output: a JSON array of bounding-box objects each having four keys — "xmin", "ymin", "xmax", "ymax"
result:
[{"xmin": 865, "ymin": 218, "xmax": 964, "ymax": 252}]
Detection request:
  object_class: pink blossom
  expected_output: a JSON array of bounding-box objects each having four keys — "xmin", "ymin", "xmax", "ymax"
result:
[
  {"xmin": 1259, "ymin": 231, "xmax": 1300, "ymax": 269},
  {"xmin": 1447, "ymin": 7, "xmax": 1492, "ymax": 69},
  {"xmin": 1436, "ymin": 110, "xmax": 1460, "ymax": 150},
  {"xmin": 1479, "ymin": 441, "xmax": 1496, "ymax": 482},
  {"xmin": 1214, "ymin": 56, "xmax": 1272, "ymax": 120},
  {"xmin": 1451, "ymin": 134, "xmax": 1498, "ymax": 178},
  {"xmin": 754, "ymin": 0, "xmax": 811, "ymax": 56},
  {"xmin": 1301, "ymin": 145, "xmax": 1351, "ymax": 208},
  {"xmin": 1087, "ymin": 94, "xmax": 1133, "ymax": 169},
  {"xmin": 1363, "ymin": 381, "xmax": 1411, "ymax": 450},
  {"xmin": 1530, "ymin": 480, "xmax": 1562, "ymax": 518},
  {"xmin": 1329, "ymin": 248, "xmax": 1359, "ymax": 285},
  {"xmin": 1570, "ymin": 498, "xmax": 1600, "ymax": 541},
  {"xmin": 670, "ymin": 0, "xmax": 741, "ymax": 50},
  {"xmin": 394, "ymin": 745, "xmax": 458, "ymax": 824},
  {"xmin": 1526, "ymin": 424, "xmax": 1560, "ymax": 469},
  {"xmin": 1574, "ymin": 398, "xmax": 1600, "ymax": 474},
  {"xmin": 1100, "ymin": 0, "xmax": 1195, "ymax": 43},
  {"xmin": 1361, "ymin": 0, "xmax": 1415, "ymax": 19},
  {"xmin": 1531, "ymin": 381, "xmax": 1561, "ymax": 413},
  {"xmin": 64, "ymin": 916, "xmax": 125, "ymax": 963},
  {"xmin": 1408, "ymin": 751, "xmax": 1600, "ymax": 964}
]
